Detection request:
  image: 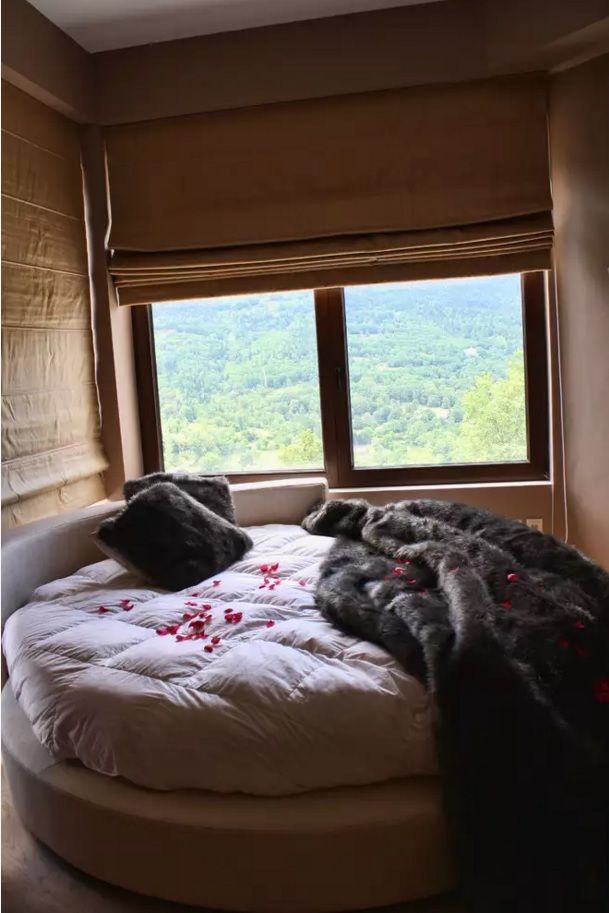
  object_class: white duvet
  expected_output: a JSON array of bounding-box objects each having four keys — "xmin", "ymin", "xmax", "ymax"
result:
[{"xmin": 3, "ymin": 524, "xmax": 437, "ymax": 795}]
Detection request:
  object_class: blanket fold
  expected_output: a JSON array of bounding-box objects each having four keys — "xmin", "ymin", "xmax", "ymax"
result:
[{"xmin": 306, "ymin": 498, "xmax": 609, "ymax": 913}]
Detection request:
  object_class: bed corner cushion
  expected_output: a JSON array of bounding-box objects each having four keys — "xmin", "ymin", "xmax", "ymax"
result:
[{"xmin": 95, "ymin": 482, "xmax": 252, "ymax": 590}]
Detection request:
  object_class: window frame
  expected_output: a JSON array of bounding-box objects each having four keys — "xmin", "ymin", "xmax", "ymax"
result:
[{"xmin": 132, "ymin": 270, "xmax": 549, "ymax": 488}]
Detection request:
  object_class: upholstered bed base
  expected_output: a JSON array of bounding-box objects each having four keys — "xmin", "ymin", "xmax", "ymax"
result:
[{"xmin": 1, "ymin": 478, "xmax": 455, "ymax": 911}]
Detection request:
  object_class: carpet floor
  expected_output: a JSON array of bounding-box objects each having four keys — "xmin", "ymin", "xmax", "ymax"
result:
[{"xmin": 2, "ymin": 772, "xmax": 463, "ymax": 913}]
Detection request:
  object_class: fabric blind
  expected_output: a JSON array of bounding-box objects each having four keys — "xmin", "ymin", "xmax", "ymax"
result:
[
  {"xmin": 105, "ymin": 73, "xmax": 552, "ymax": 304},
  {"xmin": 2, "ymin": 81, "xmax": 108, "ymax": 527}
]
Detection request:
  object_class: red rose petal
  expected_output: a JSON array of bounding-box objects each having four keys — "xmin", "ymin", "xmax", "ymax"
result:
[
  {"xmin": 574, "ymin": 620, "xmax": 586, "ymax": 630},
  {"xmin": 393, "ymin": 567, "xmax": 404, "ymax": 576},
  {"xmin": 211, "ymin": 635, "xmax": 221, "ymax": 645},
  {"xmin": 507, "ymin": 572, "xmax": 519, "ymax": 583},
  {"xmin": 501, "ymin": 600, "xmax": 513, "ymax": 610},
  {"xmin": 593, "ymin": 678, "xmax": 609, "ymax": 703},
  {"xmin": 204, "ymin": 645, "xmax": 214, "ymax": 653},
  {"xmin": 166, "ymin": 624, "xmax": 179, "ymax": 635},
  {"xmin": 298, "ymin": 579, "xmax": 306, "ymax": 586},
  {"xmin": 176, "ymin": 635, "xmax": 185, "ymax": 642},
  {"xmin": 270, "ymin": 563, "xmax": 279, "ymax": 572},
  {"xmin": 266, "ymin": 620, "xmax": 275, "ymax": 628},
  {"xmin": 406, "ymin": 578, "xmax": 417, "ymax": 585},
  {"xmin": 259, "ymin": 564, "xmax": 269, "ymax": 573},
  {"xmin": 212, "ymin": 580, "xmax": 221, "ymax": 587},
  {"xmin": 97, "ymin": 606, "xmax": 109, "ymax": 614},
  {"xmin": 156, "ymin": 627, "xmax": 168, "ymax": 635},
  {"xmin": 183, "ymin": 612, "xmax": 195, "ymax": 621},
  {"xmin": 559, "ymin": 638, "xmax": 571, "ymax": 649}
]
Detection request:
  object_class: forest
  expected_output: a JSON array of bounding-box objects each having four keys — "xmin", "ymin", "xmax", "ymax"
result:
[{"xmin": 151, "ymin": 274, "xmax": 528, "ymax": 473}]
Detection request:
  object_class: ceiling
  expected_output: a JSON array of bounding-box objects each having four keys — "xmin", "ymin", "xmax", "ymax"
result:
[{"xmin": 29, "ymin": 0, "xmax": 445, "ymax": 53}]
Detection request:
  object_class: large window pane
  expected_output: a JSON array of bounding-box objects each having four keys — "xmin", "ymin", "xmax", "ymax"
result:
[
  {"xmin": 344, "ymin": 274, "xmax": 528, "ymax": 468},
  {"xmin": 152, "ymin": 291, "xmax": 323, "ymax": 472}
]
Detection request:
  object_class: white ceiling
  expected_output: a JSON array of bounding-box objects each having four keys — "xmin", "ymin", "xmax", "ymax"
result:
[{"xmin": 29, "ymin": 0, "xmax": 444, "ymax": 53}]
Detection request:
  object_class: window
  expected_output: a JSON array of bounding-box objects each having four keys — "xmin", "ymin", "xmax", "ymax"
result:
[
  {"xmin": 344, "ymin": 275, "xmax": 527, "ymax": 469},
  {"xmin": 133, "ymin": 272, "xmax": 549, "ymax": 487},
  {"xmin": 150, "ymin": 291, "xmax": 323, "ymax": 473}
]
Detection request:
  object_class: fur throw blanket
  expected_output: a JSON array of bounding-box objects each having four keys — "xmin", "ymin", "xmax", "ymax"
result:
[{"xmin": 304, "ymin": 499, "xmax": 609, "ymax": 913}]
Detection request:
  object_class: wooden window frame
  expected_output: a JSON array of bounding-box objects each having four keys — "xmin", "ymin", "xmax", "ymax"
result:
[{"xmin": 132, "ymin": 271, "xmax": 549, "ymax": 488}]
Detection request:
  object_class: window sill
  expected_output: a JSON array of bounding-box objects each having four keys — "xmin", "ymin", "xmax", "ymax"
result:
[{"xmin": 329, "ymin": 479, "xmax": 553, "ymax": 529}]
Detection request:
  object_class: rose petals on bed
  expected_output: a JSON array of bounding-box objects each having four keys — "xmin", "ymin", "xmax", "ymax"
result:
[
  {"xmin": 593, "ymin": 678, "xmax": 609, "ymax": 703},
  {"xmin": 97, "ymin": 606, "xmax": 109, "ymax": 614},
  {"xmin": 507, "ymin": 572, "xmax": 519, "ymax": 582},
  {"xmin": 119, "ymin": 599, "xmax": 134, "ymax": 611},
  {"xmin": 224, "ymin": 610, "xmax": 243, "ymax": 625},
  {"xmin": 258, "ymin": 562, "xmax": 282, "ymax": 590},
  {"xmin": 156, "ymin": 623, "xmax": 180, "ymax": 636},
  {"xmin": 265, "ymin": 620, "xmax": 275, "ymax": 628}
]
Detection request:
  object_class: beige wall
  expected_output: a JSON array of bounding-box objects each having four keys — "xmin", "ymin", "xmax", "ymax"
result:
[
  {"xmin": 550, "ymin": 54, "xmax": 609, "ymax": 568},
  {"xmin": 94, "ymin": 0, "xmax": 484, "ymax": 124},
  {"xmin": 93, "ymin": 0, "xmax": 609, "ymax": 124},
  {"xmin": 1, "ymin": 0, "xmax": 93, "ymax": 121}
]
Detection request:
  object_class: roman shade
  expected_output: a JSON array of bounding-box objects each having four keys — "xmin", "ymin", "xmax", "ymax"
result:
[
  {"xmin": 1, "ymin": 81, "xmax": 108, "ymax": 528},
  {"xmin": 106, "ymin": 73, "xmax": 553, "ymax": 304}
]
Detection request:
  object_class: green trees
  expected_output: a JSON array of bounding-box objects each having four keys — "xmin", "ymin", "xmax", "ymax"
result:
[
  {"xmin": 152, "ymin": 274, "xmax": 527, "ymax": 473},
  {"xmin": 278, "ymin": 429, "xmax": 323, "ymax": 467},
  {"xmin": 455, "ymin": 352, "xmax": 527, "ymax": 462}
]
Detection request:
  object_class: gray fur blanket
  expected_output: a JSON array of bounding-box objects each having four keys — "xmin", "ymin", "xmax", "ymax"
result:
[{"xmin": 304, "ymin": 498, "xmax": 609, "ymax": 913}]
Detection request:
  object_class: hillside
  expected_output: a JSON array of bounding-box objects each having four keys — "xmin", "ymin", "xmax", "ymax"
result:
[{"xmin": 151, "ymin": 273, "xmax": 528, "ymax": 472}]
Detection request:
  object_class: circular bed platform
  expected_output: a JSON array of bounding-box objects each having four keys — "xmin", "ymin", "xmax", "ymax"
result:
[
  {"xmin": 2, "ymin": 685, "xmax": 453, "ymax": 912},
  {"xmin": 1, "ymin": 481, "xmax": 454, "ymax": 912}
]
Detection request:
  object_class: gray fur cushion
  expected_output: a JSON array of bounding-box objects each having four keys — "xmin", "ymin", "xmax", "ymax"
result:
[
  {"xmin": 96, "ymin": 482, "xmax": 252, "ymax": 591},
  {"xmin": 123, "ymin": 473, "xmax": 235, "ymax": 524}
]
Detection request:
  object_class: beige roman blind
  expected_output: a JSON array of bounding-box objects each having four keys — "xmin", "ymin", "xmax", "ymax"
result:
[
  {"xmin": 106, "ymin": 73, "xmax": 553, "ymax": 305},
  {"xmin": 1, "ymin": 81, "xmax": 108, "ymax": 528}
]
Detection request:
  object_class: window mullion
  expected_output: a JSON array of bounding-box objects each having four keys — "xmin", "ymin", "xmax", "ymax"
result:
[{"xmin": 314, "ymin": 288, "xmax": 353, "ymax": 488}]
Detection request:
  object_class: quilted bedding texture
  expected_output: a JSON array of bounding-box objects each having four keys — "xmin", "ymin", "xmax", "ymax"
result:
[{"xmin": 2, "ymin": 524, "xmax": 437, "ymax": 795}]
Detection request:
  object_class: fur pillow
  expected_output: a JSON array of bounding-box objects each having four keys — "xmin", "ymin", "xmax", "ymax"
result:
[
  {"xmin": 95, "ymin": 482, "xmax": 252, "ymax": 591},
  {"xmin": 123, "ymin": 472, "xmax": 236, "ymax": 524}
]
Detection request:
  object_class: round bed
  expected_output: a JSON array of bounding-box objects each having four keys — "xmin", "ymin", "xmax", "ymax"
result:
[{"xmin": 1, "ymin": 478, "xmax": 454, "ymax": 912}]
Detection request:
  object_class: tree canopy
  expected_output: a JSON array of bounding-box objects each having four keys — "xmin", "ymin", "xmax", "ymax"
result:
[{"xmin": 151, "ymin": 274, "xmax": 527, "ymax": 472}]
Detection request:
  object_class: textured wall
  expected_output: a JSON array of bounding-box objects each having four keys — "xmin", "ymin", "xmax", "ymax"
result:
[{"xmin": 550, "ymin": 54, "xmax": 609, "ymax": 568}]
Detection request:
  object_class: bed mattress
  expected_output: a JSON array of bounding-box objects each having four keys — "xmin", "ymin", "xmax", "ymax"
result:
[{"xmin": 2, "ymin": 524, "xmax": 437, "ymax": 795}]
